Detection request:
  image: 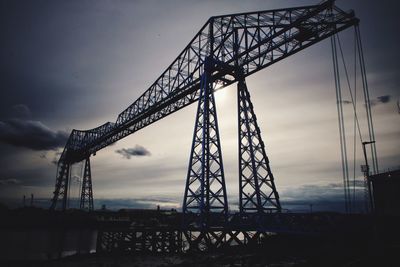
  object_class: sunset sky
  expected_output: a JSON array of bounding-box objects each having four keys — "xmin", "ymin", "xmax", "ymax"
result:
[{"xmin": 1, "ymin": 0, "xmax": 399, "ymax": 212}]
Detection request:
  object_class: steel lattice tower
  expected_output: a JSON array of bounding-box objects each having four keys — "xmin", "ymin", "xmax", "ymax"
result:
[
  {"xmin": 237, "ymin": 79, "xmax": 281, "ymax": 213},
  {"xmin": 182, "ymin": 58, "xmax": 228, "ymax": 225},
  {"xmin": 80, "ymin": 157, "xmax": 94, "ymax": 211},
  {"xmin": 50, "ymin": 161, "xmax": 71, "ymax": 210}
]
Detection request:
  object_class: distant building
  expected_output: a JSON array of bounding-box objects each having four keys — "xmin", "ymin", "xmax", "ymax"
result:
[{"xmin": 369, "ymin": 169, "xmax": 400, "ymax": 216}]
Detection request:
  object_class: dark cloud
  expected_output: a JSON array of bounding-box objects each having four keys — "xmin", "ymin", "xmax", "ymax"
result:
[
  {"xmin": 115, "ymin": 145, "xmax": 151, "ymax": 159},
  {"xmin": 0, "ymin": 178, "xmax": 21, "ymax": 186},
  {"xmin": 377, "ymin": 95, "xmax": 391, "ymax": 104},
  {"xmin": 370, "ymin": 95, "xmax": 391, "ymax": 107},
  {"xmin": 12, "ymin": 104, "xmax": 31, "ymax": 119},
  {"xmin": 343, "ymin": 95, "xmax": 391, "ymax": 107},
  {"xmin": 0, "ymin": 119, "xmax": 69, "ymax": 151},
  {"xmin": 280, "ymin": 181, "xmax": 368, "ymax": 212},
  {"xmin": 324, "ymin": 181, "xmax": 365, "ymax": 189},
  {"xmin": 281, "ymin": 180, "xmax": 365, "ymax": 202}
]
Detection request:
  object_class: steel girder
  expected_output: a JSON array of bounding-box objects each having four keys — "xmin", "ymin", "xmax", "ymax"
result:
[
  {"xmin": 80, "ymin": 157, "xmax": 94, "ymax": 211},
  {"xmin": 97, "ymin": 229, "xmax": 182, "ymax": 253},
  {"xmin": 97, "ymin": 229, "xmax": 269, "ymax": 253},
  {"xmin": 182, "ymin": 62, "xmax": 228, "ymax": 225},
  {"xmin": 237, "ymin": 80, "xmax": 281, "ymax": 213},
  {"xmin": 58, "ymin": 0, "xmax": 357, "ymax": 164}
]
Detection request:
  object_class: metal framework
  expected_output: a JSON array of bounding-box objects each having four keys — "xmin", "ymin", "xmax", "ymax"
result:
[
  {"xmin": 50, "ymin": 0, "xmax": 358, "ymax": 214},
  {"xmin": 50, "ymin": 161, "xmax": 70, "ymax": 210},
  {"xmin": 237, "ymin": 79, "xmax": 281, "ymax": 213},
  {"xmin": 97, "ymin": 228, "xmax": 267, "ymax": 253},
  {"xmin": 80, "ymin": 157, "xmax": 94, "ymax": 211},
  {"xmin": 96, "ymin": 212, "xmax": 373, "ymax": 253},
  {"xmin": 182, "ymin": 59, "xmax": 228, "ymax": 225}
]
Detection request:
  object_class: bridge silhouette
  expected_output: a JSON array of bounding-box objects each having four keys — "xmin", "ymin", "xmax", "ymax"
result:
[{"xmin": 49, "ymin": 0, "xmax": 367, "ymax": 252}]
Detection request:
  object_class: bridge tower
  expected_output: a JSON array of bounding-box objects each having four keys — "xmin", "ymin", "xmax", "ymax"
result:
[
  {"xmin": 182, "ymin": 58, "xmax": 229, "ymax": 226},
  {"xmin": 50, "ymin": 160, "xmax": 71, "ymax": 211},
  {"xmin": 237, "ymin": 79, "xmax": 281, "ymax": 213},
  {"xmin": 80, "ymin": 157, "xmax": 94, "ymax": 211},
  {"xmin": 51, "ymin": 156, "xmax": 94, "ymax": 211}
]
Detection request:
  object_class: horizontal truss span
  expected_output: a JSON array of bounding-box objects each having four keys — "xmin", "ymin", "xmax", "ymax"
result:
[{"xmin": 60, "ymin": 0, "xmax": 357, "ymax": 163}]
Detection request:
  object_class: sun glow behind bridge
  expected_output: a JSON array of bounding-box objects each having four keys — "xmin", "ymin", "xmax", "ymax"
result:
[{"xmin": 214, "ymin": 86, "xmax": 231, "ymax": 103}]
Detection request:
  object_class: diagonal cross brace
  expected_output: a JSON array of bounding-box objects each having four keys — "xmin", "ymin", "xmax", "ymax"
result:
[{"xmin": 237, "ymin": 79, "xmax": 281, "ymax": 214}]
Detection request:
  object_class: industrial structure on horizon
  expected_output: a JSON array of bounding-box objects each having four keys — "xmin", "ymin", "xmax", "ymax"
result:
[{"xmin": 47, "ymin": 0, "xmax": 387, "ymax": 250}]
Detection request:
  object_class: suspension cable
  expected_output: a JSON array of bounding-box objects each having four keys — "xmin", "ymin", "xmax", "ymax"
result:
[
  {"xmin": 355, "ymin": 25, "xmax": 379, "ymax": 174},
  {"xmin": 331, "ymin": 34, "xmax": 350, "ymax": 213},
  {"xmin": 336, "ymin": 32, "xmax": 365, "ymax": 212},
  {"xmin": 332, "ymin": 26, "xmax": 379, "ymax": 213},
  {"xmin": 353, "ymin": 28, "xmax": 358, "ymax": 211},
  {"xmin": 336, "ymin": 34, "xmax": 363, "ymax": 143}
]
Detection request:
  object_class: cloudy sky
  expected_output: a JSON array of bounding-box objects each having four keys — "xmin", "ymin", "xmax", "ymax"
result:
[{"xmin": 0, "ymin": 0, "xmax": 399, "ymax": 212}]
